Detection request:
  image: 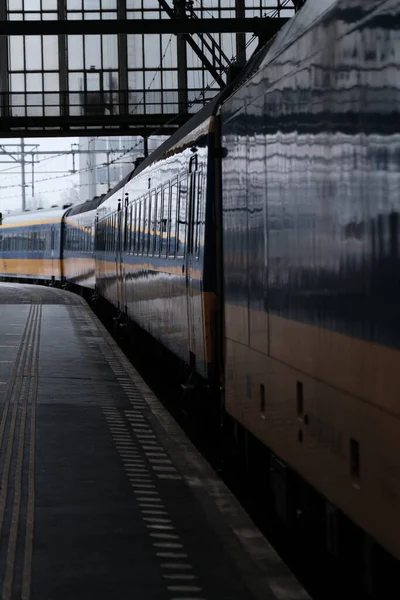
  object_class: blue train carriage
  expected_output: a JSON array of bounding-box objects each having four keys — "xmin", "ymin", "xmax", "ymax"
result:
[
  {"xmin": 0, "ymin": 207, "xmax": 65, "ymax": 282},
  {"xmin": 220, "ymin": 0, "xmax": 400, "ymax": 564},
  {"xmin": 62, "ymin": 195, "xmax": 106, "ymax": 289},
  {"xmin": 96, "ymin": 101, "xmax": 220, "ymax": 383},
  {"xmin": 95, "ymin": 173, "xmax": 131, "ymax": 304}
]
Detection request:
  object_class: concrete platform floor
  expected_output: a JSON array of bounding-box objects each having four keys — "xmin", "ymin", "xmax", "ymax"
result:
[{"xmin": 0, "ymin": 283, "xmax": 309, "ymax": 600}]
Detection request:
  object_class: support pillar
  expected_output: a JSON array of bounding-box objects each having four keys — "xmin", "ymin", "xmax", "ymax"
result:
[
  {"xmin": 0, "ymin": 0, "xmax": 9, "ymax": 118},
  {"xmin": 176, "ymin": 0, "xmax": 188, "ymax": 115},
  {"xmin": 117, "ymin": 0, "xmax": 129, "ymax": 117},
  {"xmin": 58, "ymin": 0, "xmax": 68, "ymax": 120},
  {"xmin": 235, "ymin": 0, "xmax": 246, "ymax": 66}
]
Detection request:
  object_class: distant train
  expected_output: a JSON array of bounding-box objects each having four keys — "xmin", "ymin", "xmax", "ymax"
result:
[{"xmin": 1, "ymin": 0, "xmax": 399, "ymax": 584}]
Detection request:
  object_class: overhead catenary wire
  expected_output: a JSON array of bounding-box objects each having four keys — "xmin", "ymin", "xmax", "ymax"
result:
[{"xmin": 0, "ymin": 151, "xmax": 69, "ymax": 176}]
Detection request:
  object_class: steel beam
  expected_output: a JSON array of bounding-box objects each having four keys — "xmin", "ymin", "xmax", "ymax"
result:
[
  {"xmin": 235, "ymin": 0, "xmax": 246, "ymax": 66},
  {"xmin": 0, "ymin": 0, "xmax": 8, "ymax": 117},
  {"xmin": 117, "ymin": 0, "xmax": 129, "ymax": 118},
  {"xmin": 157, "ymin": 0, "xmax": 225, "ymax": 88},
  {"xmin": 0, "ymin": 127, "xmax": 181, "ymax": 139},
  {"xmin": 0, "ymin": 17, "xmax": 288, "ymax": 36},
  {"xmin": 176, "ymin": 0, "xmax": 188, "ymax": 115},
  {"xmin": 0, "ymin": 112, "xmax": 187, "ymax": 139},
  {"xmin": 58, "ymin": 0, "xmax": 68, "ymax": 122}
]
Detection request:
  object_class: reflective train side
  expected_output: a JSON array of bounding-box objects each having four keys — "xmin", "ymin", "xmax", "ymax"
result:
[
  {"xmin": 0, "ymin": 208, "xmax": 65, "ymax": 281},
  {"xmin": 95, "ymin": 108, "xmax": 219, "ymax": 382},
  {"xmin": 220, "ymin": 0, "xmax": 400, "ymax": 566}
]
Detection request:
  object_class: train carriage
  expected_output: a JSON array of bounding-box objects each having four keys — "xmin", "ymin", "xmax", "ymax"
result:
[
  {"xmin": 220, "ymin": 0, "xmax": 400, "ymax": 562},
  {"xmin": 96, "ymin": 101, "xmax": 221, "ymax": 382},
  {"xmin": 0, "ymin": 208, "xmax": 65, "ymax": 282},
  {"xmin": 63, "ymin": 195, "xmax": 105, "ymax": 289}
]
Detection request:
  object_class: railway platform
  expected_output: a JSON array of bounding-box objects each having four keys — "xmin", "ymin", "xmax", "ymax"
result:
[{"xmin": 0, "ymin": 282, "xmax": 309, "ymax": 600}]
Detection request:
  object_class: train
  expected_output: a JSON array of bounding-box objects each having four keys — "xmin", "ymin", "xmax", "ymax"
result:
[{"xmin": 1, "ymin": 0, "xmax": 399, "ymax": 585}]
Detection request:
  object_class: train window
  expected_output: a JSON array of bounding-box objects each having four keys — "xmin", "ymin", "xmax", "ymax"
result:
[
  {"xmin": 176, "ymin": 175, "xmax": 187, "ymax": 258},
  {"xmin": 131, "ymin": 203, "xmax": 137, "ymax": 255},
  {"xmin": 146, "ymin": 192, "xmax": 152, "ymax": 257},
  {"xmin": 128, "ymin": 205, "xmax": 133, "ymax": 255},
  {"xmin": 112, "ymin": 217, "xmax": 115, "ymax": 253},
  {"xmin": 161, "ymin": 183, "xmax": 169, "ymax": 258},
  {"xmin": 169, "ymin": 180, "xmax": 178, "ymax": 258},
  {"xmin": 132, "ymin": 204, "xmax": 137, "ymax": 255},
  {"xmin": 155, "ymin": 187, "xmax": 162, "ymax": 257},
  {"xmin": 133, "ymin": 204, "xmax": 138, "ymax": 255},
  {"xmin": 137, "ymin": 200, "xmax": 143, "ymax": 255},
  {"xmin": 194, "ymin": 173, "xmax": 202, "ymax": 261},
  {"xmin": 51, "ymin": 227, "xmax": 55, "ymax": 251},
  {"xmin": 150, "ymin": 190, "xmax": 156, "ymax": 257},
  {"xmin": 114, "ymin": 215, "xmax": 118, "ymax": 253}
]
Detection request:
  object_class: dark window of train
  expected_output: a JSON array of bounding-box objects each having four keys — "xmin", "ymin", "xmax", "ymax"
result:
[
  {"xmin": 195, "ymin": 174, "xmax": 202, "ymax": 260},
  {"xmin": 169, "ymin": 180, "xmax": 178, "ymax": 258},
  {"xmin": 133, "ymin": 203, "xmax": 138, "ymax": 255},
  {"xmin": 260, "ymin": 384, "xmax": 266, "ymax": 413},
  {"xmin": 155, "ymin": 187, "xmax": 162, "ymax": 257},
  {"xmin": 296, "ymin": 381, "xmax": 303, "ymax": 417},
  {"xmin": 139, "ymin": 199, "xmax": 146, "ymax": 254},
  {"xmin": 114, "ymin": 215, "xmax": 117, "ymax": 254},
  {"xmin": 133, "ymin": 205, "xmax": 138, "ymax": 255},
  {"xmin": 146, "ymin": 192, "xmax": 152, "ymax": 257},
  {"xmin": 177, "ymin": 175, "xmax": 187, "ymax": 258},
  {"xmin": 128, "ymin": 205, "xmax": 133, "ymax": 254},
  {"xmin": 150, "ymin": 190, "xmax": 156, "ymax": 256},
  {"xmin": 133, "ymin": 204, "xmax": 137, "ymax": 254},
  {"xmin": 147, "ymin": 196, "xmax": 151, "ymax": 255},
  {"xmin": 350, "ymin": 438, "xmax": 360, "ymax": 479},
  {"xmin": 161, "ymin": 184, "xmax": 169, "ymax": 258},
  {"xmin": 110, "ymin": 218, "xmax": 113, "ymax": 254},
  {"xmin": 142, "ymin": 196, "xmax": 147, "ymax": 256}
]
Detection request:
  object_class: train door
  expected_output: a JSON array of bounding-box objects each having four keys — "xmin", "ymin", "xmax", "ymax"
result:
[
  {"xmin": 116, "ymin": 198, "xmax": 127, "ymax": 313},
  {"xmin": 185, "ymin": 155, "xmax": 199, "ymax": 370}
]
